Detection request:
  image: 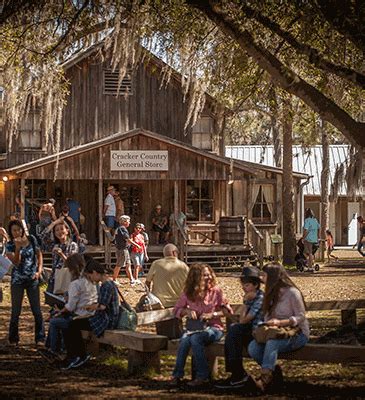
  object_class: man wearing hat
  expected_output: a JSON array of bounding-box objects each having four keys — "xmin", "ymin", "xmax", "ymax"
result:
[
  {"xmin": 216, "ymin": 266, "xmax": 264, "ymax": 389},
  {"xmin": 151, "ymin": 204, "xmax": 170, "ymax": 245},
  {"xmin": 103, "ymin": 185, "xmax": 116, "ymax": 229}
]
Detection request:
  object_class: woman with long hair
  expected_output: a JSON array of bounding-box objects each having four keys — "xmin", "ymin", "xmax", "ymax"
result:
[
  {"xmin": 170, "ymin": 263, "xmax": 233, "ymax": 387},
  {"xmin": 5, "ymin": 220, "xmax": 45, "ymax": 345},
  {"xmin": 42, "ymin": 218, "xmax": 79, "ymax": 293},
  {"xmin": 248, "ymin": 262, "xmax": 309, "ymax": 392}
]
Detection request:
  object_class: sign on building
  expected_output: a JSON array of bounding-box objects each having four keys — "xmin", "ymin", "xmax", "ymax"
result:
[{"xmin": 110, "ymin": 150, "xmax": 169, "ymax": 171}]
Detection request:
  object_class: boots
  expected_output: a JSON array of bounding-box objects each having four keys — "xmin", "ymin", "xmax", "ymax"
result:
[{"xmin": 255, "ymin": 369, "xmax": 274, "ymax": 392}]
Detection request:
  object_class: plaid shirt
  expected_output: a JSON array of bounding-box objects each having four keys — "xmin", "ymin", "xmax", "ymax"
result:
[
  {"xmin": 244, "ymin": 289, "xmax": 264, "ymax": 328},
  {"xmin": 89, "ymin": 280, "xmax": 120, "ymax": 337}
]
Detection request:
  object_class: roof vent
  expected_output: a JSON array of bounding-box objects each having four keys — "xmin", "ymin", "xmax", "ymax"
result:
[{"xmin": 103, "ymin": 69, "xmax": 133, "ymax": 96}]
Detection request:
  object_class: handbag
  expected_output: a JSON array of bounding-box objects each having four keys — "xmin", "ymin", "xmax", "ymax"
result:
[
  {"xmin": 186, "ymin": 318, "xmax": 207, "ymax": 332},
  {"xmin": 0, "ymin": 255, "xmax": 12, "ymax": 280},
  {"xmin": 53, "ymin": 267, "xmax": 72, "ymax": 294},
  {"xmin": 135, "ymin": 285, "xmax": 164, "ymax": 312},
  {"xmin": 116, "ymin": 286, "xmax": 137, "ymax": 331},
  {"xmin": 253, "ymin": 323, "xmax": 301, "ymax": 344}
]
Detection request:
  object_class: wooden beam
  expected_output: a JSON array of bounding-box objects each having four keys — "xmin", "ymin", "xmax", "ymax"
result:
[
  {"xmin": 20, "ymin": 178, "xmax": 25, "ymax": 220},
  {"xmin": 98, "ymin": 148, "xmax": 103, "ymax": 246}
]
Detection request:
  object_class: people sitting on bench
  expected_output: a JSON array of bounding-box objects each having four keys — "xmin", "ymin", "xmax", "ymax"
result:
[
  {"xmin": 170, "ymin": 263, "xmax": 233, "ymax": 388},
  {"xmin": 248, "ymin": 262, "xmax": 309, "ymax": 392},
  {"xmin": 61, "ymin": 257, "xmax": 120, "ymax": 370},
  {"xmin": 151, "ymin": 204, "xmax": 170, "ymax": 244},
  {"xmin": 40, "ymin": 254, "xmax": 98, "ymax": 362},
  {"xmin": 215, "ymin": 265, "xmax": 264, "ymax": 389}
]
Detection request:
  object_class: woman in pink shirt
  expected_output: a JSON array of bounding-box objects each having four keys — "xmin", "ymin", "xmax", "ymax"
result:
[{"xmin": 170, "ymin": 263, "xmax": 233, "ymax": 387}]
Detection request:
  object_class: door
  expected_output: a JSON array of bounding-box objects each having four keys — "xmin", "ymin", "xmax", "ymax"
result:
[{"xmin": 347, "ymin": 202, "xmax": 360, "ymax": 245}]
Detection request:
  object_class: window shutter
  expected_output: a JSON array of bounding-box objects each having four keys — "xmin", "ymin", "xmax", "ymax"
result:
[{"xmin": 103, "ymin": 69, "xmax": 133, "ymax": 95}]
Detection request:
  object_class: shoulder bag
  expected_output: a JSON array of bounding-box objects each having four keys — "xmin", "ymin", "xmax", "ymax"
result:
[
  {"xmin": 253, "ymin": 323, "xmax": 301, "ymax": 344},
  {"xmin": 116, "ymin": 286, "xmax": 138, "ymax": 331}
]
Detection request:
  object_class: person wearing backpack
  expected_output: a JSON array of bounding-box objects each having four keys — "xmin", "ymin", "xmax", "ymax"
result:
[{"xmin": 5, "ymin": 220, "xmax": 45, "ymax": 346}]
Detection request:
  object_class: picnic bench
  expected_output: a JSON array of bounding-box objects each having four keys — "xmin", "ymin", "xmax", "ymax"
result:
[{"xmin": 82, "ymin": 299, "xmax": 365, "ymax": 375}]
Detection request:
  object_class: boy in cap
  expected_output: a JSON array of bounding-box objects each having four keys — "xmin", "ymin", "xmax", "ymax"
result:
[{"xmin": 216, "ymin": 266, "xmax": 264, "ymax": 389}]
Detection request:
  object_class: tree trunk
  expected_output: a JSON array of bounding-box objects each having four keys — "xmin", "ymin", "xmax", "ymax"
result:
[
  {"xmin": 320, "ymin": 118, "xmax": 330, "ymax": 261},
  {"xmin": 281, "ymin": 95, "xmax": 296, "ymax": 265},
  {"xmin": 268, "ymin": 86, "xmax": 281, "ymax": 167}
]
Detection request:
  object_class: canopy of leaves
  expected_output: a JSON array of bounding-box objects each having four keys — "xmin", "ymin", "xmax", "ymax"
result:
[{"xmin": 0, "ymin": 0, "xmax": 364, "ymax": 150}]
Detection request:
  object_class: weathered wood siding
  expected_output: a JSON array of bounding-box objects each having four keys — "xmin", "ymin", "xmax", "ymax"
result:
[{"xmin": 18, "ymin": 135, "xmax": 247, "ymax": 181}]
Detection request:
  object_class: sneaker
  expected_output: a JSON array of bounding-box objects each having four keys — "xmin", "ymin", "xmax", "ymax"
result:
[
  {"xmin": 130, "ymin": 279, "xmax": 136, "ymax": 286},
  {"xmin": 134, "ymin": 279, "xmax": 142, "ymax": 286},
  {"xmin": 187, "ymin": 378, "xmax": 209, "ymax": 387},
  {"xmin": 60, "ymin": 357, "xmax": 81, "ymax": 370},
  {"xmin": 215, "ymin": 375, "xmax": 249, "ymax": 389},
  {"xmin": 168, "ymin": 376, "xmax": 182, "ymax": 387},
  {"xmin": 71, "ymin": 354, "xmax": 91, "ymax": 368}
]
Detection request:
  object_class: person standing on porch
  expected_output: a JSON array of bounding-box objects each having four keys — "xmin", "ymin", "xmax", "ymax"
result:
[
  {"xmin": 302, "ymin": 208, "xmax": 320, "ymax": 270},
  {"xmin": 103, "ymin": 185, "xmax": 116, "ymax": 230}
]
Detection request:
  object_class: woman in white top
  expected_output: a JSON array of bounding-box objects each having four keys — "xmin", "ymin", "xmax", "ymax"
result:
[{"xmin": 248, "ymin": 262, "xmax": 309, "ymax": 392}]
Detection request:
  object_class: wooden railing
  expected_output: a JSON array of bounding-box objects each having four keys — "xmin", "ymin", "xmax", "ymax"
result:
[
  {"xmin": 173, "ymin": 217, "xmax": 188, "ymax": 263},
  {"xmin": 247, "ymin": 218, "xmax": 264, "ymax": 267}
]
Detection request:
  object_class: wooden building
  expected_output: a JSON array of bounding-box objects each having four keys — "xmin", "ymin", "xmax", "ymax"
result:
[{"xmin": 0, "ymin": 43, "xmax": 307, "ymax": 256}]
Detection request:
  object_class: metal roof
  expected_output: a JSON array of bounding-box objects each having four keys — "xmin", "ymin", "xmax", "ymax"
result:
[{"xmin": 225, "ymin": 145, "xmax": 350, "ymax": 196}]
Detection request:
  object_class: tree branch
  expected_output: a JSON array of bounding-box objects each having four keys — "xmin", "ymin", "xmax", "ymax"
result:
[
  {"xmin": 187, "ymin": 0, "xmax": 365, "ymax": 147},
  {"xmin": 240, "ymin": 3, "xmax": 365, "ymax": 89}
]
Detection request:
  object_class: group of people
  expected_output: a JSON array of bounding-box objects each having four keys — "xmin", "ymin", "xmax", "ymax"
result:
[{"xmin": 145, "ymin": 245, "xmax": 309, "ymax": 391}]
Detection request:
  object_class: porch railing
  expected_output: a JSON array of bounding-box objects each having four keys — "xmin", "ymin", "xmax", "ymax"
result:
[
  {"xmin": 173, "ymin": 217, "xmax": 189, "ymax": 263},
  {"xmin": 247, "ymin": 218, "xmax": 264, "ymax": 268}
]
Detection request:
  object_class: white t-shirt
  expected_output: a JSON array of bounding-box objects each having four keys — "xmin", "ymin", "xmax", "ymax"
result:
[
  {"xmin": 65, "ymin": 276, "xmax": 98, "ymax": 317},
  {"xmin": 104, "ymin": 193, "xmax": 116, "ymax": 216}
]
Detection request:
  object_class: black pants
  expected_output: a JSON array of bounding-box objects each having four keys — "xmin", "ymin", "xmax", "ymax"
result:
[
  {"xmin": 224, "ymin": 323, "xmax": 253, "ymax": 378},
  {"xmin": 63, "ymin": 318, "xmax": 91, "ymax": 359}
]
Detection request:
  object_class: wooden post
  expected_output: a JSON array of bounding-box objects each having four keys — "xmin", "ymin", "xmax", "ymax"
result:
[
  {"xmin": 20, "ymin": 178, "xmax": 25, "ymax": 220},
  {"xmin": 341, "ymin": 309, "xmax": 357, "ymax": 327},
  {"xmin": 127, "ymin": 350, "xmax": 161, "ymax": 374},
  {"xmin": 173, "ymin": 180, "xmax": 178, "ymax": 244},
  {"xmin": 98, "ymin": 148, "xmax": 103, "ymax": 246}
]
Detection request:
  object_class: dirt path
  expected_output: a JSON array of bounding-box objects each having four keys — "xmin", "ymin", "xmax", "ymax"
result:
[{"xmin": 0, "ymin": 263, "xmax": 364, "ymax": 399}]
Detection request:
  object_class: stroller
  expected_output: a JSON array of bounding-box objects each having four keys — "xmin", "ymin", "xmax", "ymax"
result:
[{"xmin": 295, "ymin": 238, "xmax": 320, "ymax": 272}]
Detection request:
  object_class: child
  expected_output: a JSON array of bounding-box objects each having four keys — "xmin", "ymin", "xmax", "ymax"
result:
[
  {"xmin": 112, "ymin": 215, "xmax": 141, "ymax": 286},
  {"xmin": 61, "ymin": 257, "xmax": 120, "ymax": 370},
  {"xmin": 215, "ymin": 266, "xmax": 264, "ymax": 389},
  {"xmin": 130, "ymin": 223, "xmax": 149, "ymax": 285},
  {"xmin": 325, "ymin": 230, "xmax": 338, "ymax": 262},
  {"xmin": 39, "ymin": 254, "xmax": 98, "ymax": 362}
]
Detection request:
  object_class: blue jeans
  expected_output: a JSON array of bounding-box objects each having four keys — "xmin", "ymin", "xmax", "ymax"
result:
[
  {"xmin": 224, "ymin": 322, "xmax": 253, "ymax": 377},
  {"xmin": 248, "ymin": 332, "xmax": 308, "ymax": 371},
  {"xmin": 173, "ymin": 327, "xmax": 224, "ymax": 380},
  {"xmin": 9, "ymin": 280, "xmax": 45, "ymax": 343},
  {"xmin": 47, "ymin": 315, "xmax": 73, "ymax": 352}
]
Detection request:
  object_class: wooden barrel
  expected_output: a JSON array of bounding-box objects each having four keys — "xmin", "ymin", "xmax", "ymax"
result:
[{"xmin": 218, "ymin": 216, "xmax": 245, "ymax": 245}]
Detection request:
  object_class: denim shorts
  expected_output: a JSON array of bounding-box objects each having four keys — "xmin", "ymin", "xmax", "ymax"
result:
[
  {"xmin": 131, "ymin": 252, "xmax": 144, "ymax": 267},
  {"xmin": 104, "ymin": 216, "xmax": 116, "ymax": 228}
]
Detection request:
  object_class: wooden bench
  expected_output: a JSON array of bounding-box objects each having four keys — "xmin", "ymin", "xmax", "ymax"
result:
[
  {"xmin": 82, "ymin": 299, "xmax": 365, "ymax": 374},
  {"xmin": 188, "ymin": 224, "xmax": 218, "ymax": 243}
]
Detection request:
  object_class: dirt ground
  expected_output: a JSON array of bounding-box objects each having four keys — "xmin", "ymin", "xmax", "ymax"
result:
[{"xmin": 0, "ymin": 252, "xmax": 364, "ymax": 399}]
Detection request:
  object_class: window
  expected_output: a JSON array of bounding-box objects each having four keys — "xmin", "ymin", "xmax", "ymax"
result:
[
  {"xmin": 252, "ymin": 186, "xmax": 273, "ymax": 222},
  {"xmin": 18, "ymin": 111, "xmax": 42, "ymax": 150},
  {"xmin": 186, "ymin": 180, "xmax": 214, "ymax": 222},
  {"xmin": 103, "ymin": 69, "xmax": 133, "ymax": 95},
  {"xmin": 192, "ymin": 116, "xmax": 213, "ymax": 150}
]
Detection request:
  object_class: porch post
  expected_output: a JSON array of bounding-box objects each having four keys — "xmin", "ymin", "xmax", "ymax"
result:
[
  {"xmin": 20, "ymin": 178, "xmax": 25, "ymax": 220},
  {"xmin": 98, "ymin": 148, "xmax": 103, "ymax": 246},
  {"xmin": 173, "ymin": 180, "xmax": 178, "ymax": 245}
]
